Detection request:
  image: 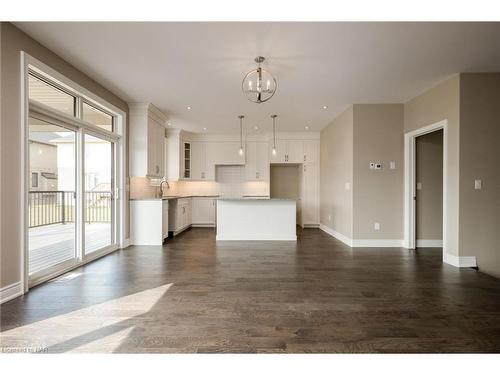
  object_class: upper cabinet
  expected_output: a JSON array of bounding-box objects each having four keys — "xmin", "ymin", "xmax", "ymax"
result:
[
  {"xmin": 129, "ymin": 103, "xmax": 167, "ymax": 179},
  {"xmin": 303, "ymin": 139, "xmax": 320, "ymax": 164},
  {"xmin": 270, "ymin": 139, "xmax": 318, "ymax": 164},
  {"xmin": 245, "ymin": 141, "xmax": 269, "ymax": 181}
]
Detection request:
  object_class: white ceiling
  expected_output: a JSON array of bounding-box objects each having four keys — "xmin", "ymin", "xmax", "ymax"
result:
[{"xmin": 15, "ymin": 22, "xmax": 500, "ymax": 133}]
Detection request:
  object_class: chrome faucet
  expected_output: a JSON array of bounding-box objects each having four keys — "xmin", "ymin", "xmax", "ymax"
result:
[{"xmin": 159, "ymin": 179, "xmax": 170, "ymax": 197}]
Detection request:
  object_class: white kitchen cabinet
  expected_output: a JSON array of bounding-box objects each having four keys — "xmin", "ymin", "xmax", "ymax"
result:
[
  {"xmin": 286, "ymin": 140, "xmax": 304, "ymax": 163},
  {"xmin": 169, "ymin": 198, "xmax": 192, "ymax": 235},
  {"xmin": 303, "ymin": 139, "xmax": 320, "ymax": 164},
  {"xmin": 165, "ymin": 128, "xmax": 181, "ymax": 181},
  {"xmin": 129, "ymin": 103, "xmax": 167, "ymax": 179},
  {"xmin": 270, "ymin": 139, "xmax": 303, "ymax": 164},
  {"xmin": 189, "ymin": 142, "xmax": 215, "ymax": 180},
  {"xmin": 245, "ymin": 141, "xmax": 270, "ymax": 181},
  {"xmin": 192, "ymin": 197, "xmax": 216, "ymax": 226},
  {"xmin": 301, "ymin": 163, "xmax": 320, "ymax": 226}
]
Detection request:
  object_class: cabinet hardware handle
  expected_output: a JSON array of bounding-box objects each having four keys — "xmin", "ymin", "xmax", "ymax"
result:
[{"xmin": 304, "ymin": 155, "xmax": 306, "ymax": 162}]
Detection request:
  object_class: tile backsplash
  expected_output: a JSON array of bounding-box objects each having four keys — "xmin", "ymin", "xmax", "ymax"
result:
[{"xmin": 130, "ymin": 165, "xmax": 269, "ymax": 199}]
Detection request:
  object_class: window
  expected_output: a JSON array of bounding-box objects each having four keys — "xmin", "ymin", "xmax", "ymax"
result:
[
  {"xmin": 28, "ymin": 74, "xmax": 75, "ymax": 116},
  {"xmin": 31, "ymin": 172, "xmax": 38, "ymax": 188},
  {"xmin": 82, "ymin": 102, "xmax": 113, "ymax": 132}
]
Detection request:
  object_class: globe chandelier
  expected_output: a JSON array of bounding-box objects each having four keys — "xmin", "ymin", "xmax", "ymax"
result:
[{"xmin": 242, "ymin": 56, "xmax": 277, "ymax": 103}]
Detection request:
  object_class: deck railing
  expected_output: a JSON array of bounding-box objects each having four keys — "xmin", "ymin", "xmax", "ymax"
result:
[{"xmin": 28, "ymin": 190, "xmax": 112, "ymax": 228}]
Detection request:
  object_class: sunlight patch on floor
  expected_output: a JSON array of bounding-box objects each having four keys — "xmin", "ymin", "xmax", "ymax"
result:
[{"xmin": 0, "ymin": 283, "xmax": 173, "ymax": 353}]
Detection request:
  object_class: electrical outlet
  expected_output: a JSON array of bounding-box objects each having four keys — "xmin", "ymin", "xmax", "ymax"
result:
[
  {"xmin": 369, "ymin": 162, "xmax": 375, "ymax": 170},
  {"xmin": 345, "ymin": 182, "xmax": 351, "ymax": 190},
  {"xmin": 375, "ymin": 163, "xmax": 382, "ymax": 170},
  {"xmin": 374, "ymin": 222, "xmax": 380, "ymax": 231}
]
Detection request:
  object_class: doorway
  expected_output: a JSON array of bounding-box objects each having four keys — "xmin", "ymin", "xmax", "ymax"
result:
[
  {"xmin": 415, "ymin": 129, "xmax": 443, "ymax": 248},
  {"xmin": 404, "ymin": 119, "xmax": 447, "ymax": 258}
]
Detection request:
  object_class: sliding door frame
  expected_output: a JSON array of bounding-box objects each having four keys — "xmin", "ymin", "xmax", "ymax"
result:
[{"xmin": 20, "ymin": 52, "xmax": 127, "ymax": 291}]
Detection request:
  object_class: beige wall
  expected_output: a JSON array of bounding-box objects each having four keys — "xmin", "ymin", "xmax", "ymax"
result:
[
  {"xmin": 352, "ymin": 104, "xmax": 404, "ymax": 240},
  {"xmin": 404, "ymin": 75, "xmax": 460, "ymax": 255},
  {"xmin": 0, "ymin": 23, "xmax": 129, "ymax": 289},
  {"xmin": 459, "ymin": 73, "xmax": 500, "ymax": 278},
  {"xmin": 416, "ymin": 130, "xmax": 443, "ymax": 240},
  {"xmin": 320, "ymin": 106, "xmax": 353, "ymax": 238}
]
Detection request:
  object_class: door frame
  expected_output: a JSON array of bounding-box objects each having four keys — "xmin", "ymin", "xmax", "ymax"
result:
[
  {"xmin": 403, "ymin": 119, "xmax": 447, "ymax": 260},
  {"xmin": 20, "ymin": 52, "xmax": 127, "ymax": 292}
]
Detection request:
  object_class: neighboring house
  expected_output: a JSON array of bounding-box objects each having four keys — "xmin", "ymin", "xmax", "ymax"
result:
[
  {"xmin": 30, "ymin": 132, "xmax": 111, "ymax": 192},
  {"xmin": 29, "ymin": 140, "xmax": 58, "ymax": 191}
]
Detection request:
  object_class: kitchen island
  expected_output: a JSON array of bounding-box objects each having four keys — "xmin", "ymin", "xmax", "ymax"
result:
[{"xmin": 216, "ymin": 199, "xmax": 296, "ymax": 241}]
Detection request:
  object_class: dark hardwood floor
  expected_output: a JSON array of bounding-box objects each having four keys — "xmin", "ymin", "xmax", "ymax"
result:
[{"xmin": 1, "ymin": 227, "xmax": 500, "ymax": 353}]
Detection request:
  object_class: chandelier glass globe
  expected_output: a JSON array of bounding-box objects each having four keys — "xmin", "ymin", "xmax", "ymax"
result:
[{"xmin": 242, "ymin": 56, "xmax": 277, "ymax": 104}]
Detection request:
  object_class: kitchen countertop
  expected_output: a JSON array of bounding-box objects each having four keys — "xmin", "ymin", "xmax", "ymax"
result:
[{"xmin": 130, "ymin": 195, "xmax": 220, "ymax": 201}]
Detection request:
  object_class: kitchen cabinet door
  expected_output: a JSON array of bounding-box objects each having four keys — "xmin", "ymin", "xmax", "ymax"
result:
[
  {"xmin": 269, "ymin": 139, "xmax": 287, "ymax": 164},
  {"xmin": 302, "ymin": 163, "xmax": 319, "ymax": 225},
  {"xmin": 286, "ymin": 140, "xmax": 304, "ymax": 164},
  {"xmin": 190, "ymin": 142, "xmax": 205, "ymax": 180},
  {"xmin": 255, "ymin": 142, "xmax": 270, "ymax": 180},
  {"xmin": 303, "ymin": 139, "xmax": 319, "ymax": 164},
  {"xmin": 192, "ymin": 198, "xmax": 215, "ymax": 225}
]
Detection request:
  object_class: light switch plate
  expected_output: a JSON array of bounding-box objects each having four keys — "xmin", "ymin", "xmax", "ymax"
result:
[
  {"xmin": 474, "ymin": 179, "xmax": 482, "ymax": 190},
  {"xmin": 417, "ymin": 182, "xmax": 422, "ymax": 190},
  {"xmin": 345, "ymin": 182, "xmax": 351, "ymax": 190},
  {"xmin": 390, "ymin": 161, "xmax": 396, "ymax": 169},
  {"xmin": 374, "ymin": 222, "xmax": 380, "ymax": 231}
]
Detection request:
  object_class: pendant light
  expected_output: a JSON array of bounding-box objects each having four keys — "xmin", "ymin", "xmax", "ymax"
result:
[
  {"xmin": 242, "ymin": 56, "xmax": 277, "ymax": 104},
  {"xmin": 271, "ymin": 115, "xmax": 277, "ymax": 155},
  {"xmin": 238, "ymin": 115, "xmax": 244, "ymax": 156}
]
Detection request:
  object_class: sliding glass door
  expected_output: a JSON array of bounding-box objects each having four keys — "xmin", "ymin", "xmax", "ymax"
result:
[
  {"xmin": 28, "ymin": 117, "xmax": 78, "ymax": 277},
  {"xmin": 26, "ymin": 67, "xmax": 122, "ymax": 286},
  {"xmin": 84, "ymin": 134, "xmax": 115, "ymax": 255}
]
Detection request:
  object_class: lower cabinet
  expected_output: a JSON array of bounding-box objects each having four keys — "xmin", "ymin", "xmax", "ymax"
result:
[
  {"xmin": 191, "ymin": 197, "xmax": 216, "ymax": 226},
  {"xmin": 169, "ymin": 198, "xmax": 192, "ymax": 235}
]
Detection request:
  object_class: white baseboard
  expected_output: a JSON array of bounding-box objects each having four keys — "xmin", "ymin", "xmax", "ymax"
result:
[
  {"xmin": 352, "ymin": 239, "xmax": 404, "ymax": 247},
  {"xmin": 319, "ymin": 224, "xmax": 353, "ymax": 246},
  {"xmin": 443, "ymin": 252, "xmax": 477, "ymax": 268},
  {"xmin": 216, "ymin": 235, "xmax": 297, "ymax": 241},
  {"xmin": 121, "ymin": 238, "xmax": 131, "ymax": 248},
  {"xmin": 0, "ymin": 282, "xmax": 23, "ymax": 304},
  {"xmin": 416, "ymin": 239, "xmax": 443, "ymax": 247},
  {"xmin": 319, "ymin": 224, "xmax": 404, "ymax": 248}
]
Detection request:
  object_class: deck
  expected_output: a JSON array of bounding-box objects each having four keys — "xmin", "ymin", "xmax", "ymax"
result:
[{"xmin": 29, "ymin": 223, "xmax": 112, "ymax": 275}]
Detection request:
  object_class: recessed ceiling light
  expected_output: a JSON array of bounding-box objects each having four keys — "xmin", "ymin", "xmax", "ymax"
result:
[
  {"xmin": 322, "ymin": 105, "xmax": 328, "ymax": 110},
  {"xmin": 254, "ymin": 126, "xmax": 259, "ymax": 130},
  {"xmin": 167, "ymin": 122, "xmax": 171, "ymax": 126},
  {"xmin": 186, "ymin": 106, "xmax": 192, "ymax": 110},
  {"xmin": 305, "ymin": 126, "xmax": 309, "ymax": 130},
  {"xmin": 203, "ymin": 127, "xmax": 207, "ymax": 130}
]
